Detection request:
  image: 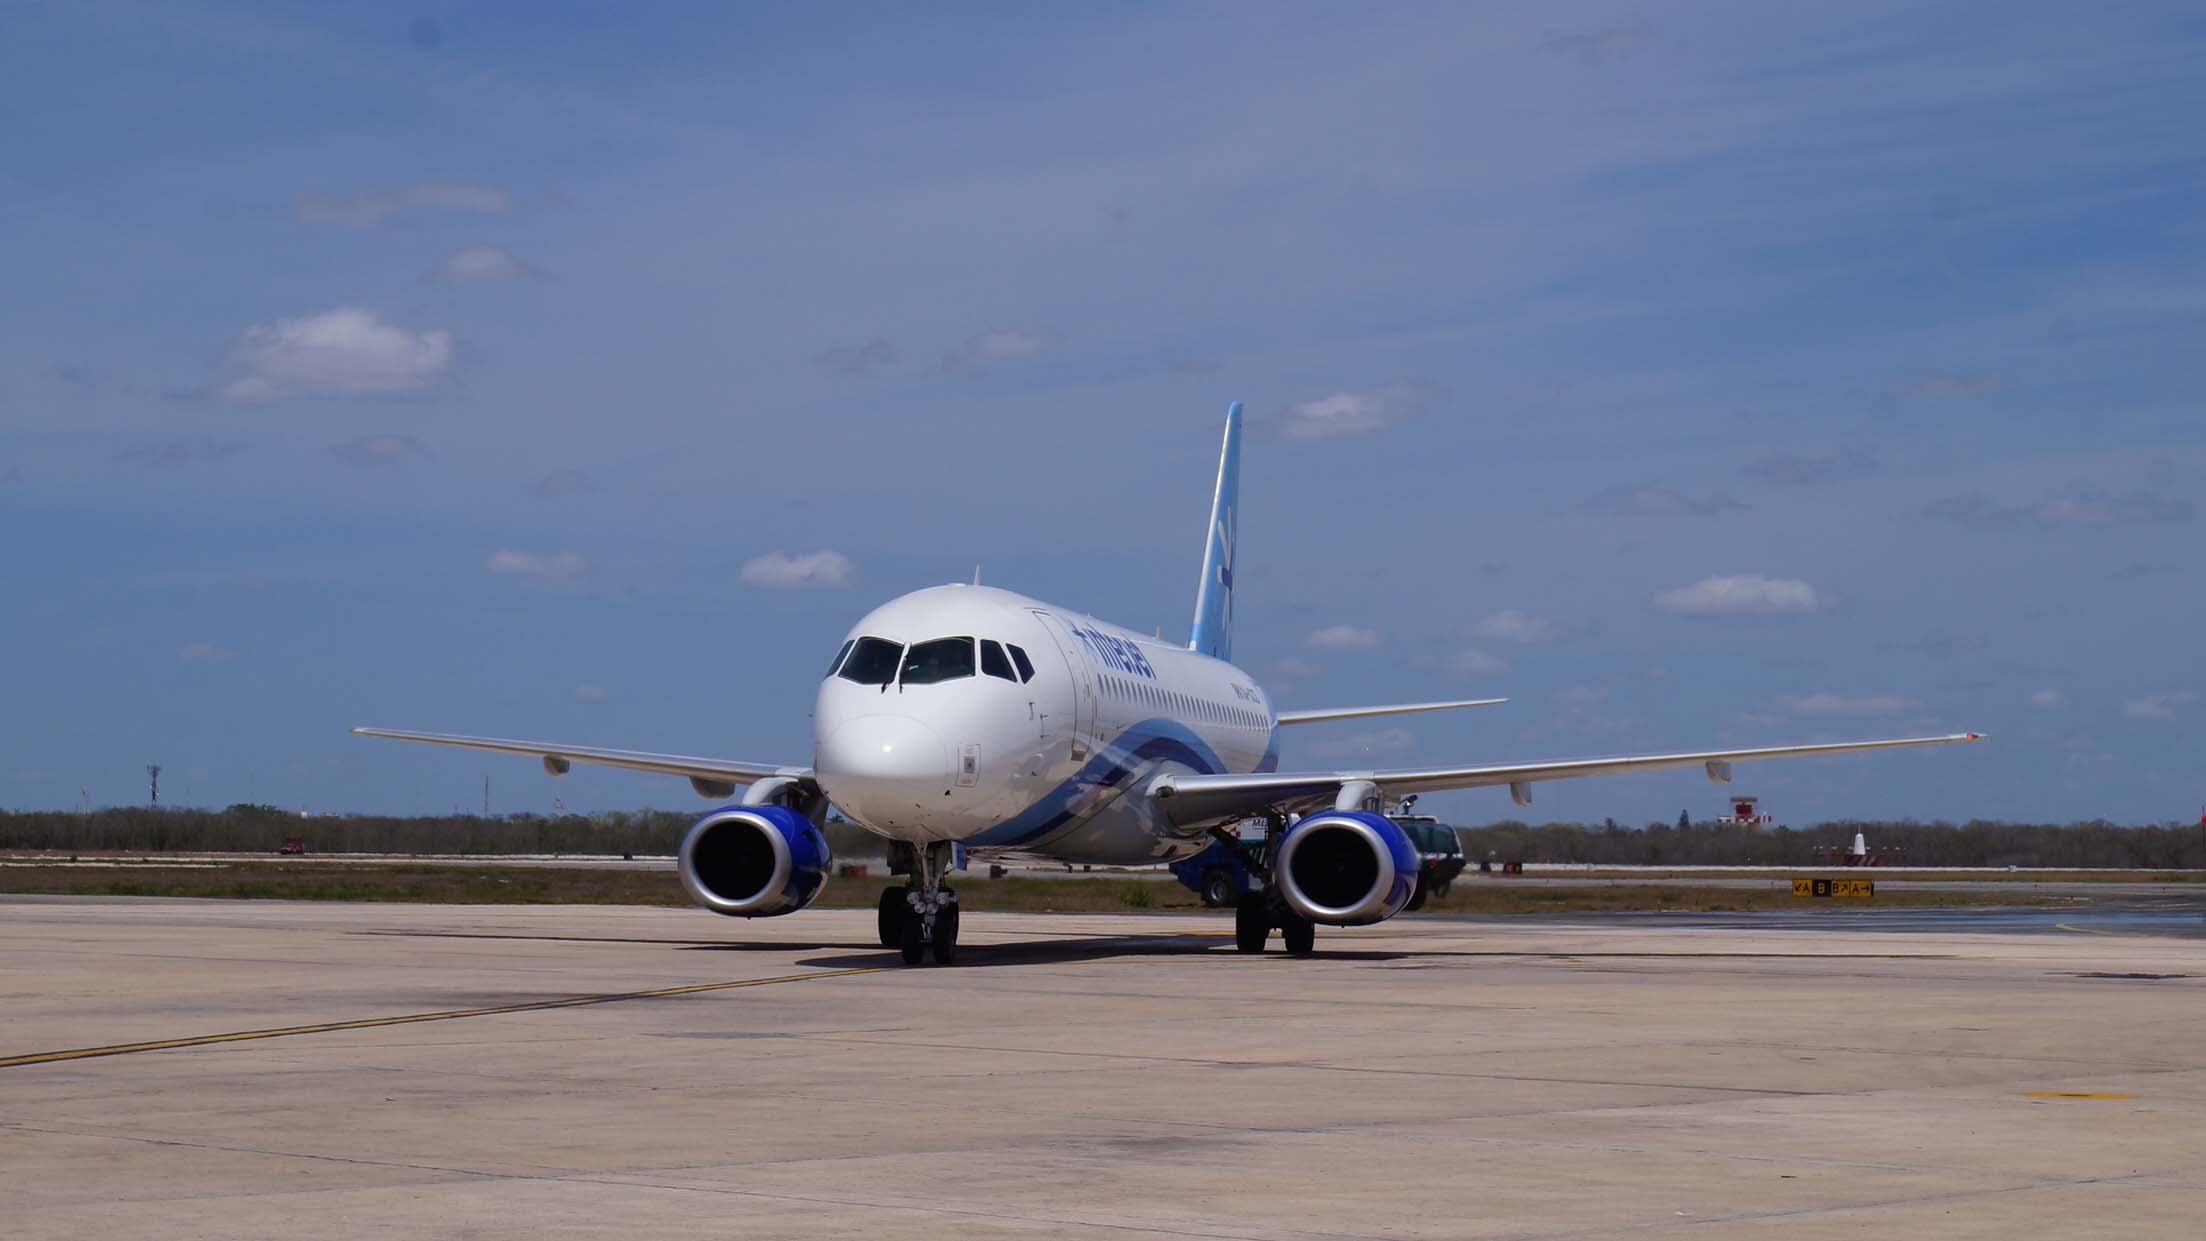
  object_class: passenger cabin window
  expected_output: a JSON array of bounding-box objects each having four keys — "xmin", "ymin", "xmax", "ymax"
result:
[
  {"xmin": 1006, "ymin": 643, "xmax": 1036, "ymax": 682},
  {"xmin": 901, "ymin": 637, "xmax": 976, "ymax": 686},
  {"xmin": 980, "ymin": 640, "xmax": 1016, "ymax": 682},
  {"xmin": 825, "ymin": 639, "xmax": 855, "ymax": 678},
  {"xmin": 836, "ymin": 637, "xmax": 904, "ymax": 686}
]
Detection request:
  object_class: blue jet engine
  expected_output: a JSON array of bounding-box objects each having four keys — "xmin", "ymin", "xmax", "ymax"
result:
[
  {"xmin": 677, "ymin": 804, "xmax": 832, "ymax": 918},
  {"xmin": 1272, "ymin": 810, "xmax": 1419, "ymax": 926}
]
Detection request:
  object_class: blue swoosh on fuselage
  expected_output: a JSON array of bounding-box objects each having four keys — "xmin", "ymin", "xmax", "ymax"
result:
[{"xmin": 963, "ymin": 717, "xmax": 1270, "ymax": 849}]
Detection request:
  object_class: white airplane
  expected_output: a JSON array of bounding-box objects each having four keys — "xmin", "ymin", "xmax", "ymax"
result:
[{"xmin": 358, "ymin": 403, "xmax": 1983, "ymax": 964}]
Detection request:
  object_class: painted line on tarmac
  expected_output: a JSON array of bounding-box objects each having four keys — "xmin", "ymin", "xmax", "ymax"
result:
[
  {"xmin": 2055, "ymin": 922, "xmax": 2126, "ymax": 937},
  {"xmin": 0, "ymin": 967, "xmax": 889, "ymax": 1070}
]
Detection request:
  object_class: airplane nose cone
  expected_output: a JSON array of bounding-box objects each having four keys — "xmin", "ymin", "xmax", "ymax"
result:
[{"xmin": 815, "ymin": 714, "xmax": 949, "ymax": 828}]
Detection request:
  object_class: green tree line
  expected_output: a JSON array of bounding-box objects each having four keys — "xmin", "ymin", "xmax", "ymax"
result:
[
  {"xmin": 1457, "ymin": 818, "xmax": 2202, "ymax": 869},
  {"xmin": 2, "ymin": 806, "xmax": 2199, "ymax": 869}
]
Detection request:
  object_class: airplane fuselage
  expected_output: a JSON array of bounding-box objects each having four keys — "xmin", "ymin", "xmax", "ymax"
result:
[{"xmin": 811, "ymin": 584, "xmax": 1277, "ymax": 865}]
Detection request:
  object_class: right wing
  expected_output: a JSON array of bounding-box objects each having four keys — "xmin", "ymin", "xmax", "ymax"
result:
[
  {"xmin": 353, "ymin": 728, "xmax": 806, "ymax": 788},
  {"xmin": 1277, "ymin": 698, "xmax": 1506, "ymax": 725},
  {"xmin": 1151, "ymin": 733, "xmax": 1983, "ymax": 825}
]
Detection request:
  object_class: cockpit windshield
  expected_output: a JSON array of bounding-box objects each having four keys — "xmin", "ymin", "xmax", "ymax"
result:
[
  {"xmin": 900, "ymin": 637, "xmax": 976, "ymax": 686},
  {"xmin": 835, "ymin": 636, "xmax": 904, "ymax": 685}
]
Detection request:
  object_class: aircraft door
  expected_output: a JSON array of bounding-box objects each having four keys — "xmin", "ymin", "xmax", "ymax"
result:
[{"xmin": 1029, "ymin": 609, "xmax": 1096, "ymax": 759}]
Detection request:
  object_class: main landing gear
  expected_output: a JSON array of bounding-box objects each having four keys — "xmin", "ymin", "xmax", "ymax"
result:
[
  {"xmin": 878, "ymin": 841, "xmax": 960, "ymax": 965},
  {"xmin": 1220, "ymin": 817, "xmax": 1316, "ymax": 957},
  {"xmin": 1234, "ymin": 892, "xmax": 1315, "ymax": 955}
]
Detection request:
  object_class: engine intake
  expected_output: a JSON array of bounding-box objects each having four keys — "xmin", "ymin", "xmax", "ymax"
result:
[
  {"xmin": 678, "ymin": 805, "xmax": 832, "ymax": 918},
  {"xmin": 1273, "ymin": 811, "xmax": 1418, "ymax": 926}
]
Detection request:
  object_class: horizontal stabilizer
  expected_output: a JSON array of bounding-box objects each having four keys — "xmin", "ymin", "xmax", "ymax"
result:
[{"xmin": 1277, "ymin": 698, "xmax": 1507, "ymax": 725}]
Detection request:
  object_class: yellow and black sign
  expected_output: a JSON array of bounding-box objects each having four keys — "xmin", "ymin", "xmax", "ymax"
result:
[{"xmin": 1793, "ymin": 877, "xmax": 1874, "ymax": 898}]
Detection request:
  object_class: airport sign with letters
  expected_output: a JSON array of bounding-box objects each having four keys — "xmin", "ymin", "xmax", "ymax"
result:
[{"xmin": 1793, "ymin": 878, "xmax": 1874, "ymax": 898}]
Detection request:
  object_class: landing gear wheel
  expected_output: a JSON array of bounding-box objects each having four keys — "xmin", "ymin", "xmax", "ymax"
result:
[
  {"xmin": 877, "ymin": 886, "xmax": 907, "ymax": 948},
  {"xmin": 931, "ymin": 903, "xmax": 960, "ymax": 965},
  {"xmin": 1233, "ymin": 893, "xmax": 1268, "ymax": 953},
  {"xmin": 1406, "ymin": 876, "xmax": 1429, "ymax": 912},
  {"xmin": 1281, "ymin": 914, "xmax": 1316, "ymax": 956},
  {"xmin": 1202, "ymin": 870, "xmax": 1234, "ymax": 908},
  {"xmin": 898, "ymin": 908, "xmax": 928, "ymax": 964}
]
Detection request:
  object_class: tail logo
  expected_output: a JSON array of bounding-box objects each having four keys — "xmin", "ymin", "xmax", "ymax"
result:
[{"xmin": 1213, "ymin": 505, "xmax": 1235, "ymax": 626}]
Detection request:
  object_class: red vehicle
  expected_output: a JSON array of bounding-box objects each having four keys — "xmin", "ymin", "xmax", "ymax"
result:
[{"xmin": 277, "ymin": 838, "xmax": 306, "ymax": 856}]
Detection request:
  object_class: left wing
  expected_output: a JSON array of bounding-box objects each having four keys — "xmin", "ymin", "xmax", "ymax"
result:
[
  {"xmin": 353, "ymin": 728, "xmax": 807, "ymax": 790},
  {"xmin": 1276, "ymin": 698, "xmax": 1506, "ymax": 725},
  {"xmin": 1151, "ymin": 733, "xmax": 1983, "ymax": 825}
]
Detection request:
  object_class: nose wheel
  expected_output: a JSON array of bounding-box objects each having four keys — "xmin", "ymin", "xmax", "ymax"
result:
[
  {"xmin": 876, "ymin": 886, "xmax": 905, "ymax": 948},
  {"xmin": 882, "ymin": 842, "xmax": 961, "ymax": 964}
]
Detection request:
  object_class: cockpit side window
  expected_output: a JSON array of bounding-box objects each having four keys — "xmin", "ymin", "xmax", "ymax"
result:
[
  {"xmin": 1005, "ymin": 643, "xmax": 1036, "ymax": 682},
  {"xmin": 836, "ymin": 636, "xmax": 904, "ymax": 686},
  {"xmin": 825, "ymin": 639, "xmax": 855, "ymax": 679},
  {"xmin": 900, "ymin": 637, "xmax": 976, "ymax": 686},
  {"xmin": 980, "ymin": 639, "xmax": 1016, "ymax": 681}
]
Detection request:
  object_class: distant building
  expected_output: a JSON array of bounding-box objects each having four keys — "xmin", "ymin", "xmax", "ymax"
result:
[{"xmin": 1715, "ymin": 796, "xmax": 1774, "ymax": 827}]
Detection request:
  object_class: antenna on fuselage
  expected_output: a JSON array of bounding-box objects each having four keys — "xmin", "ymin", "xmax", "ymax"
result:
[{"xmin": 973, "ymin": 565, "xmax": 981, "ymax": 585}]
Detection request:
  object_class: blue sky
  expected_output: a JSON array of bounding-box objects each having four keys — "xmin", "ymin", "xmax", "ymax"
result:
[{"xmin": 3, "ymin": 3, "xmax": 2200, "ymax": 825}]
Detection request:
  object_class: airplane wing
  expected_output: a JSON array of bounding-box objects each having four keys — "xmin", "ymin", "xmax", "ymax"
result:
[
  {"xmin": 352, "ymin": 728, "xmax": 807, "ymax": 788},
  {"xmin": 1276, "ymin": 698, "xmax": 1507, "ymax": 725},
  {"xmin": 1150, "ymin": 733, "xmax": 1984, "ymax": 825}
]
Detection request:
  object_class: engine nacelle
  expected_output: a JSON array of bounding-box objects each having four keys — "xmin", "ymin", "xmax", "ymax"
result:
[
  {"xmin": 1273, "ymin": 810, "xmax": 1419, "ymax": 926},
  {"xmin": 677, "ymin": 804, "xmax": 832, "ymax": 918}
]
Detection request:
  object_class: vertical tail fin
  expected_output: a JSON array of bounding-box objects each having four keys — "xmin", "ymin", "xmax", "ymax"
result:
[{"xmin": 1188, "ymin": 401, "xmax": 1242, "ymax": 660}]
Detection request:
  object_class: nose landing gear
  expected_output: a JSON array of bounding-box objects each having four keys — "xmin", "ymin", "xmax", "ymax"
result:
[{"xmin": 881, "ymin": 841, "xmax": 961, "ymax": 964}]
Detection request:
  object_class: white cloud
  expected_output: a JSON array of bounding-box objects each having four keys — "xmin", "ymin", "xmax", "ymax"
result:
[
  {"xmin": 331, "ymin": 433, "xmax": 429, "ymax": 465},
  {"xmin": 434, "ymin": 245, "xmax": 539, "ymax": 283},
  {"xmin": 1280, "ymin": 382, "xmax": 1423, "ymax": 440},
  {"xmin": 486, "ymin": 550, "xmax": 586, "ymax": 579},
  {"xmin": 1654, "ymin": 575, "xmax": 1820, "ymax": 617},
  {"xmin": 220, "ymin": 309, "xmax": 453, "ymax": 403},
  {"xmin": 2123, "ymin": 692, "xmax": 2195, "ymax": 720},
  {"xmin": 940, "ymin": 329, "xmax": 1057, "ymax": 371},
  {"xmin": 740, "ymin": 550, "xmax": 855, "ymax": 590},
  {"xmin": 1469, "ymin": 609, "xmax": 1552, "ymax": 643},
  {"xmin": 1312, "ymin": 727, "xmax": 1414, "ymax": 759},
  {"xmin": 1786, "ymin": 693, "xmax": 1916, "ymax": 716},
  {"xmin": 299, "ymin": 182, "xmax": 511, "ymax": 226},
  {"xmin": 1308, "ymin": 624, "xmax": 1381, "ymax": 651},
  {"xmin": 2030, "ymin": 689, "xmax": 2063, "ymax": 708},
  {"xmin": 1451, "ymin": 648, "xmax": 1507, "ymax": 675}
]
